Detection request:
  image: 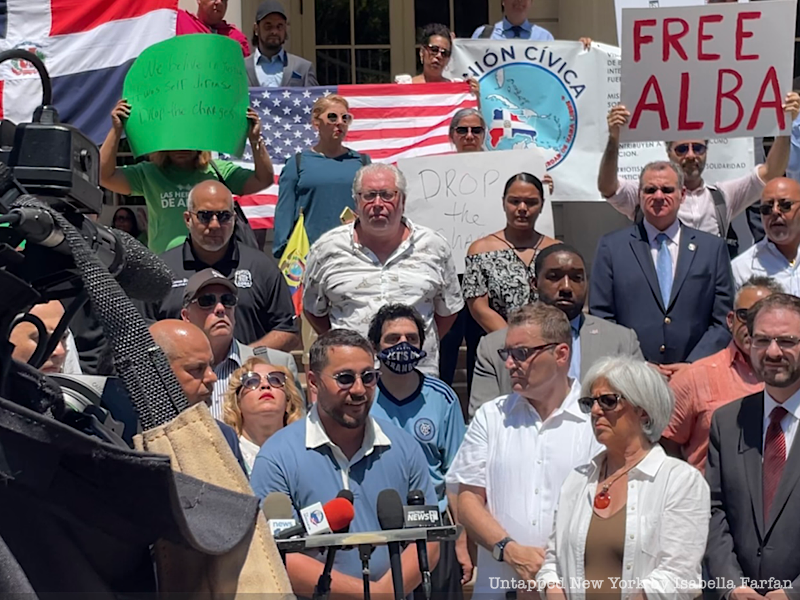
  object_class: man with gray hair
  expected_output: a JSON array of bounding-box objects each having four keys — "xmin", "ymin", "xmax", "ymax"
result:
[
  {"xmin": 302, "ymin": 163, "xmax": 464, "ymax": 376},
  {"xmin": 590, "ymin": 160, "xmax": 734, "ymax": 376}
]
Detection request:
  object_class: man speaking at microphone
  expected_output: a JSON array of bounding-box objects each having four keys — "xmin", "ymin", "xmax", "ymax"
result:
[{"xmin": 251, "ymin": 329, "xmax": 440, "ymax": 599}]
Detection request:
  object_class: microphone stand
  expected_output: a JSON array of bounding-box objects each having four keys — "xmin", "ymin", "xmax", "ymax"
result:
[
  {"xmin": 359, "ymin": 544, "xmax": 373, "ymax": 600},
  {"xmin": 313, "ymin": 546, "xmax": 337, "ymax": 600}
]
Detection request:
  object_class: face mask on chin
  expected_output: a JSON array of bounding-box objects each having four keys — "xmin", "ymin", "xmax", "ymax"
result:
[{"xmin": 377, "ymin": 341, "xmax": 427, "ymax": 375}]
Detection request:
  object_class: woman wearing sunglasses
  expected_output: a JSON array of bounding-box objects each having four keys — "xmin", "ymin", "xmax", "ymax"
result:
[
  {"xmin": 223, "ymin": 357, "xmax": 304, "ymax": 475},
  {"xmin": 100, "ymin": 99, "xmax": 274, "ymax": 255},
  {"xmin": 537, "ymin": 356, "xmax": 709, "ymax": 600},
  {"xmin": 272, "ymin": 94, "xmax": 371, "ymax": 260}
]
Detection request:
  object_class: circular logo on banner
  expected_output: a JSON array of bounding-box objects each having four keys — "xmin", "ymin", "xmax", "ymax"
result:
[
  {"xmin": 414, "ymin": 418, "xmax": 436, "ymax": 442},
  {"xmin": 309, "ymin": 510, "xmax": 325, "ymax": 525},
  {"xmin": 481, "ymin": 63, "xmax": 578, "ymax": 169}
]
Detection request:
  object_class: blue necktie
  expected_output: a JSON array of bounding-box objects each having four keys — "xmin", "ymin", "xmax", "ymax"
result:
[
  {"xmin": 655, "ymin": 233, "xmax": 673, "ymax": 307},
  {"xmin": 510, "ymin": 25, "xmax": 525, "ymax": 38}
]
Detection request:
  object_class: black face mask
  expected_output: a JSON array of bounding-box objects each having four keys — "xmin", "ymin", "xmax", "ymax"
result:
[{"xmin": 377, "ymin": 341, "xmax": 427, "ymax": 375}]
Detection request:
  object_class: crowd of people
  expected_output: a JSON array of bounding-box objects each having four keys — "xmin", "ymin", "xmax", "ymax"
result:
[{"xmin": 12, "ymin": 0, "xmax": 800, "ymax": 598}]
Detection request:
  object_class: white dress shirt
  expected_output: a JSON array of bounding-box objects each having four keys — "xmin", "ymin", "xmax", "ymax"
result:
[
  {"xmin": 763, "ymin": 388, "xmax": 800, "ymax": 457},
  {"xmin": 537, "ymin": 445, "xmax": 710, "ymax": 600},
  {"xmin": 446, "ymin": 380, "xmax": 603, "ymax": 597},
  {"xmin": 643, "ymin": 218, "xmax": 681, "ymax": 278},
  {"xmin": 731, "ymin": 238, "xmax": 800, "ymax": 295}
]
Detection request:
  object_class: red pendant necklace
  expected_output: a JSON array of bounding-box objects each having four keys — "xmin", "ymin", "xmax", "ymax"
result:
[{"xmin": 594, "ymin": 455, "xmax": 646, "ymax": 509}]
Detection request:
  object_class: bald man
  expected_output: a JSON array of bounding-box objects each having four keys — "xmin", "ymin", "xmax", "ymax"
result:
[
  {"xmin": 149, "ymin": 319, "xmax": 246, "ymax": 472},
  {"xmin": 732, "ymin": 177, "xmax": 800, "ymax": 295}
]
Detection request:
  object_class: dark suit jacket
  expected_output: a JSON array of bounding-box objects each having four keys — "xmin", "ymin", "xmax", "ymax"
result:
[
  {"xmin": 216, "ymin": 420, "xmax": 247, "ymax": 475},
  {"xmin": 468, "ymin": 313, "xmax": 644, "ymax": 419},
  {"xmin": 245, "ymin": 50, "xmax": 318, "ymax": 87},
  {"xmin": 705, "ymin": 393, "xmax": 800, "ymax": 598},
  {"xmin": 589, "ymin": 222, "xmax": 733, "ymax": 364}
]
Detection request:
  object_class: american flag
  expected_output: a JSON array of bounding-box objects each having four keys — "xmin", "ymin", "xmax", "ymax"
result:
[{"xmin": 233, "ymin": 82, "xmax": 478, "ymax": 229}]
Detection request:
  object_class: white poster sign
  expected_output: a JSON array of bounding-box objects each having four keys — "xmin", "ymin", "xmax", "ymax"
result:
[
  {"xmin": 400, "ymin": 149, "xmax": 554, "ymax": 274},
  {"xmin": 446, "ymin": 40, "xmax": 754, "ymax": 201},
  {"xmin": 620, "ymin": 0, "xmax": 796, "ymax": 142}
]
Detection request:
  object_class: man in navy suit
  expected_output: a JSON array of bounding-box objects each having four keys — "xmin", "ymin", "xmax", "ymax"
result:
[{"xmin": 590, "ymin": 160, "xmax": 734, "ymax": 379}]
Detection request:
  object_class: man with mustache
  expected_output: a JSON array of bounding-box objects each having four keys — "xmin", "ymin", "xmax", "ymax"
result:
[
  {"xmin": 176, "ymin": 0, "xmax": 250, "ymax": 58},
  {"xmin": 732, "ymin": 178, "xmax": 800, "ymax": 296}
]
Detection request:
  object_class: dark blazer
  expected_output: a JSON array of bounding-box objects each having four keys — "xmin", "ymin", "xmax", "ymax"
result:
[
  {"xmin": 705, "ymin": 392, "xmax": 800, "ymax": 598},
  {"xmin": 589, "ymin": 221, "xmax": 733, "ymax": 364},
  {"xmin": 468, "ymin": 313, "xmax": 644, "ymax": 419},
  {"xmin": 245, "ymin": 50, "xmax": 318, "ymax": 87}
]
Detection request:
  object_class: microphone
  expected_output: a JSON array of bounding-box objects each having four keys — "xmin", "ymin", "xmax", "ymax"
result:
[
  {"xmin": 407, "ymin": 490, "xmax": 433, "ymax": 600},
  {"xmin": 262, "ymin": 492, "xmax": 297, "ymax": 537},
  {"xmin": 276, "ymin": 497, "xmax": 355, "ymax": 540},
  {"xmin": 314, "ymin": 489, "xmax": 355, "ymax": 600},
  {"xmin": 377, "ymin": 489, "xmax": 406, "ymax": 600}
]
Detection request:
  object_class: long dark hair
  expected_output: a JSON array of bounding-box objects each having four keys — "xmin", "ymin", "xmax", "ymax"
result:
[
  {"xmin": 112, "ymin": 206, "xmax": 141, "ymax": 238},
  {"xmin": 503, "ymin": 172, "xmax": 545, "ymax": 200}
]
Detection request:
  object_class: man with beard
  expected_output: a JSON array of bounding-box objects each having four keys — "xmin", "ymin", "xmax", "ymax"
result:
[
  {"xmin": 250, "ymin": 329, "xmax": 439, "ymax": 600},
  {"xmin": 705, "ymin": 293, "xmax": 800, "ymax": 600},
  {"xmin": 245, "ymin": 0, "xmax": 317, "ymax": 87},
  {"xmin": 469, "ymin": 244, "xmax": 643, "ymax": 418},
  {"xmin": 598, "ymin": 94, "xmax": 800, "ymax": 257},
  {"xmin": 732, "ymin": 178, "xmax": 800, "ymax": 296}
]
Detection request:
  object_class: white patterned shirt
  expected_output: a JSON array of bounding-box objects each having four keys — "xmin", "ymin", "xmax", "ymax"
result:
[
  {"xmin": 445, "ymin": 380, "xmax": 603, "ymax": 598},
  {"xmin": 210, "ymin": 339, "xmax": 244, "ymax": 420},
  {"xmin": 731, "ymin": 238, "xmax": 800, "ymax": 295},
  {"xmin": 302, "ymin": 218, "xmax": 464, "ymax": 376}
]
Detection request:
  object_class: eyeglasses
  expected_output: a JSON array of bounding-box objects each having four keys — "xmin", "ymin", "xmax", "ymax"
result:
[
  {"xmin": 454, "ymin": 126, "xmax": 485, "ymax": 136},
  {"xmin": 193, "ymin": 292, "xmax": 237, "ymax": 309},
  {"xmin": 191, "ymin": 210, "xmax": 234, "ymax": 225},
  {"xmin": 358, "ymin": 190, "xmax": 400, "ymax": 203},
  {"xmin": 672, "ymin": 142, "xmax": 707, "ymax": 156},
  {"xmin": 325, "ymin": 112, "xmax": 353, "ymax": 124},
  {"xmin": 425, "ymin": 44, "xmax": 451, "ymax": 58},
  {"xmin": 240, "ymin": 370, "xmax": 287, "ymax": 391},
  {"xmin": 750, "ymin": 335, "xmax": 800, "ymax": 350},
  {"xmin": 324, "ymin": 369, "xmax": 381, "ymax": 390},
  {"xmin": 642, "ymin": 185, "xmax": 677, "ymax": 195},
  {"xmin": 578, "ymin": 393, "xmax": 623, "ymax": 414},
  {"xmin": 497, "ymin": 342, "xmax": 557, "ymax": 362},
  {"xmin": 758, "ymin": 199, "xmax": 800, "ymax": 215},
  {"xmin": 734, "ymin": 308, "xmax": 750, "ymax": 323}
]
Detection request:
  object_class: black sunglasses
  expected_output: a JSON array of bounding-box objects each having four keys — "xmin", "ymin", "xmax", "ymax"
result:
[
  {"xmin": 325, "ymin": 112, "xmax": 353, "ymax": 124},
  {"xmin": 497, "ymin": 343, "xmax": 557, "ymax": 362},
  {"xmin": 578, "ymin": 393, "xmax": 623, "ymax": 414},
  {"xmin": 194, "ymin": 292, "xmax": 237, "ymax": 309},
  {"xmin": 455, "ymin": 126, "xmax": 484, "ymax": 136},
  {"xmin": 425, "ymin": 44, "xmax": 451, "ymax": 58},
  {"xmin": 672, "ymin": 142, "xmax": 707, "ymax": 156},
  {"xmin": 241, "ymin": 370, "xmax": 287, "ymax": 390},
  {"xmin": 325, "ymin": 369, "xmax": 381, "ymax": 390},
  {"xmin": 191, "ymin": 210, "xmax": 234, "ymax": 225},
  {"xmin": 758, "ymin": 199, "xmax": 800, "ymax": 215},
  {"xmin": 642, "ymin": 185, "xmax": 676, "ymax": 195}
]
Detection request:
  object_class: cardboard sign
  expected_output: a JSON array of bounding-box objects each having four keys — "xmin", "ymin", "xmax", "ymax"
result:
[
  {"xmin": 122, "ymin": 34, "xmax": 249, "ymax": 157},
  {"xmin": 400, "ymin": 149, "xmax": 554, "ymax": 274},
  {"xmin": 620, "ymin": 1, "xmax": 796, "ymax": 142}
]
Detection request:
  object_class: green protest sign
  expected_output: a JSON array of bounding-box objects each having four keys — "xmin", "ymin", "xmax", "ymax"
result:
[{"xmin": 122, "ymin": 34, "xmax": 249, "ymax": 157}]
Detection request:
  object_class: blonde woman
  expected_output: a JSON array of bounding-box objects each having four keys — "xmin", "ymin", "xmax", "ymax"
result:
[
  {"xmin": 272, "ymin": 93, "xmax": 371, "ymax": 259},
  {"xmin": 223, "ymin": 357, "xmax": 304, "ymax": 475}
]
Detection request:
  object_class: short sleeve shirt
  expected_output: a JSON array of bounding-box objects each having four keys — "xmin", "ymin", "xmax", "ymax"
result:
[{"xmin": 120, "ymin": 160, "xmax": 252, "ymax": 254}]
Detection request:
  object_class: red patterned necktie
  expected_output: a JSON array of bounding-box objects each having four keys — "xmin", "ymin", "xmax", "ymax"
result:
[{"xmin": 763, "ymin": 406, "xmax": 789, "ymax": 522}]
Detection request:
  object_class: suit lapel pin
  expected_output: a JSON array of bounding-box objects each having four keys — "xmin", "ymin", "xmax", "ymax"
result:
[
  {"xmin": 589, "ymin": 329, "xmax": 599, "ymax": 334},
  {"xmin": 688, "ymin": 243, "xmax": 696, "ymax": 252}
]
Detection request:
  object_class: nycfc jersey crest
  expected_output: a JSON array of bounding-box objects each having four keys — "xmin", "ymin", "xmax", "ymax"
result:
[
  {"xmin": 234, "ymin": 269, "xmax": 253, "ymax": 288},
  {"xmin": 414, "ymin": 418, "xmax": 436, "ymax": 442}
]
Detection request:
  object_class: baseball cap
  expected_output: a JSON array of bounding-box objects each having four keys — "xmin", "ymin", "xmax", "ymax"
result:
[
  {"xmin": 256, "ymin": 0, "xmax": 287, "ymax": 22},
  {"xmin": 183, "ymin": 268, "xmax": 237, "ymax": 307}
]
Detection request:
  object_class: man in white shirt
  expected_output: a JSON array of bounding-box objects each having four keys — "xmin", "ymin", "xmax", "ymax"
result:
[
  {"xmin": 732, "ymin": 177, "xmax": 800, "ymax": 296},
  {"xmin": 302, "ymin": 163, "xmax": 464, "ymax": 377},
  {"xmin": 446, "ymin": 302, "xmax": 602, "ymax": 598}
]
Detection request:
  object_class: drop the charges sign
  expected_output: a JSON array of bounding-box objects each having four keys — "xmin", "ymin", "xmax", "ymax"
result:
[{"xmin": 620, "ymin": 0, "xmax": 796, "ymax": 142}]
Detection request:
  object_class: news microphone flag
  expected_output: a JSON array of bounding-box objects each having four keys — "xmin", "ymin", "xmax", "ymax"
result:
[
  {"xmin": 277, "ymin": 210, "xmax": 309, "ymax": 316},
  {"xmin": 301, "ymin": 502, "xmax": 332, "ymax": 536}
]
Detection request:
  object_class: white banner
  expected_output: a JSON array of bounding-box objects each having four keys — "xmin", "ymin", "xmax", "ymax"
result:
[
  {"xmin": 400, "ymin": 149, "xmax": 554, "ymax": 274},
  {"xmin": 446, "ymin": 40, "xmax": 754, "ymax": 201},
  {"xmin": 620, "ymin": 0, "xmax": 796, "ymax": 142}
]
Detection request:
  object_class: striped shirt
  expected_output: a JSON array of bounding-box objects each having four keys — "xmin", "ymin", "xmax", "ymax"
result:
[{"xmin": 210, "ymin": 339, "xmax": 244, "ymax": 420}]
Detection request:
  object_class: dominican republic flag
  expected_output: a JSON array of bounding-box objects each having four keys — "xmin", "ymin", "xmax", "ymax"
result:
[
  {"xmin": 489, "ymin": 108, "xmax": 538, "ymax": 147},
  {"xmin": 233, "ymin": 82, "xmax": 477, "ymax": 230},
  {"xmin": 0, "ymin": 0, "xmax": 178, "ymax": 144}
]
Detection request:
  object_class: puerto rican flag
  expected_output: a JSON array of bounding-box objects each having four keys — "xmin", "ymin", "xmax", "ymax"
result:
[
  {"xmin": 489, "ymin": 108, "xmax": 537, "ymax": 147},
  {"xmin": 0, "ymin": 0, "xmax": 178, "ymax": 144}
]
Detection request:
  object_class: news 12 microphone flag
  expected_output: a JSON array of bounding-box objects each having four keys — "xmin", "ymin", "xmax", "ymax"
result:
[{"xmin": 0, "ymin": 0, "xmax": 178, "ymax": 143}]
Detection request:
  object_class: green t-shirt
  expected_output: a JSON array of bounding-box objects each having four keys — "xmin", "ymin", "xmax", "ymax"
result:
[{"xmin": 120, "ymin": 160, "xmax": 252, "ymax": 254}]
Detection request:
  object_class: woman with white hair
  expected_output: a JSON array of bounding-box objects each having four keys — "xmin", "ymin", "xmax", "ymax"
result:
[{"xmin": 537, "ymin": 356, "xmax": 709, "ymax": 600}]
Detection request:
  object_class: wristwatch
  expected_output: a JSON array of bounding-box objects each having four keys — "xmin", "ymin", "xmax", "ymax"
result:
[{"xmin": 492, "ymin": 537, "xmax": 514, "ymax": 562}]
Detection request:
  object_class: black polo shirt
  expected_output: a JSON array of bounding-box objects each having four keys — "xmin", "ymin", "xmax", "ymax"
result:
[{"xmin": 147, "ymin": 238, "xmax": 299, "ymax": 344}]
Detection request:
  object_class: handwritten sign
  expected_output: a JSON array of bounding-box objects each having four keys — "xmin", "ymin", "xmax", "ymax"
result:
[
  {"xmin": 122, "ymin": 34, "xmax": 249, "ymax": 157},
  {"xmin": 620, "ymin": 0, "xmax": 795, "ymax": 142},
  {"xmin": 400, "ymin": 149, "xmax": 554, "ymax": 273}
]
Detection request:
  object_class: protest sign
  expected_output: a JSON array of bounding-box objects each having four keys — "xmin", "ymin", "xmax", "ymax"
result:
[
  {"xmin": 122, "ymin": 34, "xmax": 249, "ymax": 157},
  {"xmin": 446, "ymin": 40, "xmax": 753, "ymax": 201},
  {"xmin": 620, "ymin": 1, "xmax": 795, "ymax": 142},
  {"xmin": 400, "ymin": 149, "xmax": 554, "ymax": 273}
]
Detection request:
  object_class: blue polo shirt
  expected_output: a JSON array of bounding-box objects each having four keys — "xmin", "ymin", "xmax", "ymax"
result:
[
  {"xmin": 371, "ymin": 374, "xmax": 466, "ymax": 513},
  {"xmin": 251, "ymin": 405, "xmax": 437, "ymax": 583},
  {"xmin": 472, "ymin": 17, "xmax": 554, "ymax": 40}
]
